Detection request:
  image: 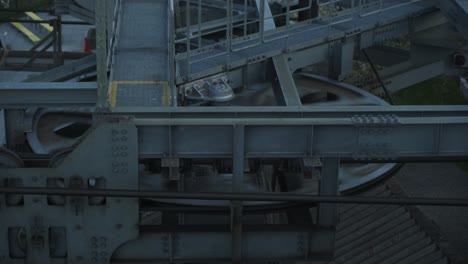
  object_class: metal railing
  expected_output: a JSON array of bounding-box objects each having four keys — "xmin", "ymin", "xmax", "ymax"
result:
[{"xmin": 174, "ymin": 0, "xmax": 421, "ymax": 78}]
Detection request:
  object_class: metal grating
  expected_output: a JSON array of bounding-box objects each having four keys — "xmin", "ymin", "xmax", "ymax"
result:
[
  {"xmin": 330, "ymin": 181, "xmax": 453, "ymax": 264},
  {"xmin": 109, "ymin": 0, "xmax": 171, "ymax": 107}
]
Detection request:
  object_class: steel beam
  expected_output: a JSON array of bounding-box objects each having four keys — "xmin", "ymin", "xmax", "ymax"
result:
[
  {"xmin": 128, "ymin": 105, "xmax": 468, "ymax": 160},
  {"xmin": 96, "ymin": 0, "xmax": 108, "ymax": 107},
  {"xmin": 110, "ymin": 230, "xmax": 334, "ymax": 262},
  {"xmin": 0, "ymin": 110, "xmax": 5, "ymax": 146},
  {"xmin": 319, "ymin": 158, "xmax": 339, "ymax": 228},
  {"xmin": 112, "ymin": 105, "xmax": 468, "ymax": 116},
  {"xmin": 175, "ymin": 2, "xmax": 438, "ymax": 83},
  {"xmin": 231, "ymin": 125, "xmax": 244, "ymax": 263},
  {"xmin": 0, "ymin": 82, "xmax": 97, "ymax": 108},
  {"xmin": 461, "ymin": 77, "xmax": 468, "ymax": 99},
  {"xmin": 437, "ymin": 0, "xmax": 468, "ymax": 40},
  {"xmin": 2, "ymin": 187, "xmax": 468, "ymax": 207},
  {"xmin": 24, "ymin": 54, "xmax": 97, "ymax": 82},
  {"xmin": 272, "ymin": 54, "xmax": 302, "ymax": 106}
]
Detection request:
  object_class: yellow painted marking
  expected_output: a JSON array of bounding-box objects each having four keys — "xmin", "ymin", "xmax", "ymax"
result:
[
  {"xmin": 25, "ymin": 12, "xmax": 53, "ymax": 32},
  {"xmin": 109, "ymin": 82, "xmax": 119, "ymax": 107},
  {"xmin": 161, "ymin": 83, "xmax": 169, "ymax": 107},
  {"xmin": 109, "ymin": 81, "xmax": 170, "ymax": 107},
  {"xmin": 11, "ymin": 22, "xmax": 41, "ymax": 43}
]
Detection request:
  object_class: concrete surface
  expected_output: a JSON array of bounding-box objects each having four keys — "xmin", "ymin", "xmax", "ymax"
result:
[{"xmin": 395, "ymin": 163, "xmax": 468, "ymax": 261}]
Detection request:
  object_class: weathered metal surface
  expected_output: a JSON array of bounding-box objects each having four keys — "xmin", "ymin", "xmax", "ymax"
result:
[
  {"xmin": 0, "ymin": 82, "xmax": 97, "ymax": 108},
  {"xmin": 0, "ymin": 122, "xmax": 139, "ymax": 264}
]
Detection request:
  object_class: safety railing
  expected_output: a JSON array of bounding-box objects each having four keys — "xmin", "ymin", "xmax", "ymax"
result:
[{"xmin": 174, "ymin": 0, "xmax": 421, "ymax": 79}]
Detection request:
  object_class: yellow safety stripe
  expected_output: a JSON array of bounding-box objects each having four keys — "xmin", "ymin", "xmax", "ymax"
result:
[
  {"xmin": 109, "ymin": 81, "xmax": 170, "ymax": 107},
  {"xmin": 11, "ymin": 22, "xmax": 41, "ymax": 43},
  {"xmin": 25, "ymin": 12, "xmax": 53, "ymax": 32}
]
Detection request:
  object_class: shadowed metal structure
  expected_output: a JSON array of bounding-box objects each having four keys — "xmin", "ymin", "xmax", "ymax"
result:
[{"xmin": 0, "ymin": 0, "xmax": 467, "ymax": 263}]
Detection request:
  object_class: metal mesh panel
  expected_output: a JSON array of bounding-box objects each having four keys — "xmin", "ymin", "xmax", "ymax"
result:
[{"xmin": 174, "ymin": 0, "xmax": 423, "ymax": 81}]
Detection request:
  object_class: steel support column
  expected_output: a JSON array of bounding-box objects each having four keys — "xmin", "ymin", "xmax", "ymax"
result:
[
  {"xmin": 95, "ymin": 0, "xmax": 108, "ymax": 108},
  {"xmin": 272, "ymin": 54, "xmax": 302, "ymax": 106},
  {"xmin": 319, "ymin": 158, "xmax": 339, "ymax": 227},
  {"xmin": 232, "ymin": 125, "xmax": 245, "ymax": 263},
  {"xmin": 0, "ymin": 110, "xmax": 5, "ymax": 146}
]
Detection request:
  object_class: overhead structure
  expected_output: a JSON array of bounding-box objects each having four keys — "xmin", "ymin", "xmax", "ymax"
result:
[{"xmin": 0, "ymin": 0, "xmax": 468, "ymax": 263}]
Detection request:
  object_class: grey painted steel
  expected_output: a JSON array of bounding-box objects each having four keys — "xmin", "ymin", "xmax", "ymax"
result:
[
  {"xmin": 272, "ymin": 54, "xmax": 302, "ymax": 106},
  {"xmin": 175, "ymin": 1, "xmax": 434, "ymax": 83},
  {"xmin": 461, "ymin": 77, "xmax": 468, "ymax": 99},
  {"xmin": 0, "ymin": 122, "xmax": 139, "ymax": 264},
  {"xmin": 231, "ymin": 125, "xmax": 245, "ymax": 263},
  {"xmin": 437, "ymin": 0, "xmax": 468, "ymax": 40},
  {"xmin": 3, "ymin": 186, "xmax": 468, "ymax": 206},
  {"xmin": 131, "ymin": 108, "xmax": 468, "ymax": 159},
  {"xmin": 319, "ymin": 158, "xmax": 339, "ymax": 228},
  {"xmin": 112, "ymin": 105, "xmax": 468, "ymax": 116},
  {"xmin": 69, "ymin": 2, "xmax": 96, "ymax": 24},
  {"xmin": 0, "ymin": 82, "xmax": 97, "ymax": 107},
  {"xmin": 111, "ymin": 230, "xmax": 333, "ymax": 262},
  {"xmin": 24, "ymin": 54, "xmax": 96, "ymax": 82},
  {"xmin": 76, "ymin": 0, "xmax": 95, "ymax": 11},
  {"xmin": 0, "ymin": 110, "xmax": 5, "ymax": 146},
  {"xmin": 96, "ymin": 0, "xmax": 108, "ymax": 107},
  {"xmin": 109, "ymin": 0, "xmax": 170, "ymax": 107},
  {"xmin": 108, "ymin": 185, "xmax": 453, "ymax": 263},
  {"xmin": 25, "ymin": 108, "xmax": 93, "ymax": 154},
  {"xmin": 329, "ymin": 41, "xmax": 355, "ymax": 81}
]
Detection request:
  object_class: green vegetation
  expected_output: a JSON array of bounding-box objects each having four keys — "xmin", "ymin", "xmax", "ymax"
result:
[
  {"xmin": 394, "ymin": 75, "xmax": 468, "ymax": 174},
  {"xmin": 394, "ymin": 75, "xmax": 468, "ymax": 105}
]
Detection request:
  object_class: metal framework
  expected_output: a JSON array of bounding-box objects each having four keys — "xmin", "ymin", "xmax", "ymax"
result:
[{"xmin": 0, "ymin": 0, "xmax": 468, "ymax": 263}]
